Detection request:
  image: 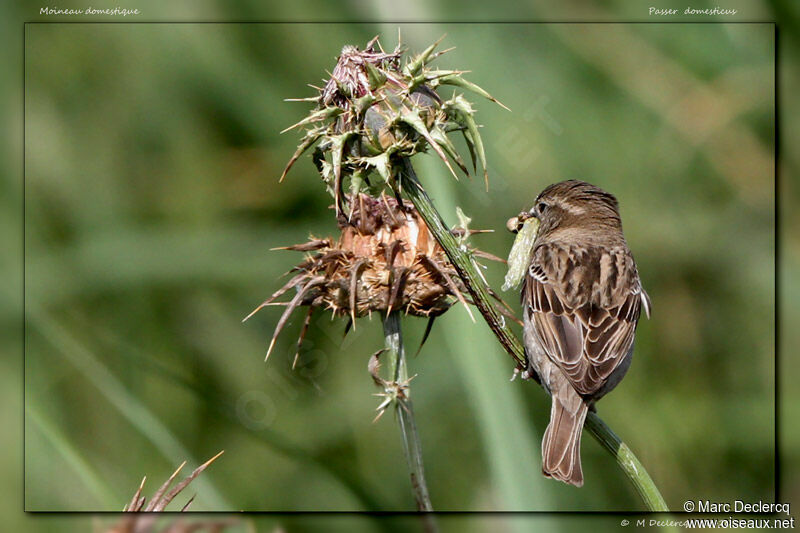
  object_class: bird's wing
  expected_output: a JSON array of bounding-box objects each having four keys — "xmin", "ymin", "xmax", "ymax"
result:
[{"xmin": 523, "ymin": 242, "xmax": 647, "ymax": 396}]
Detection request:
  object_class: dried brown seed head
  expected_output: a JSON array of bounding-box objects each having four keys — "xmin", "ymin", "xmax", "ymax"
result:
[{"xmin": 248, "ymin": 194, "xmax": 502, "ymax": 361}]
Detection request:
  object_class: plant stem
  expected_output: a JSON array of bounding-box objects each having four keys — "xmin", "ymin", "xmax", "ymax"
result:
[
  {"xmin": 585, "ymin": 413, "xmax": 668, "ymax": 511},
  {"xmin": 399, "ymin": 158, "xmax": 669, "ymax": 512},
  {"xmin": 400, "ymin": 160, "xmax": 527, "ymax": 369},
  {"xmin": 383, "ymin": 311, "xmax": 435, "ymax": 514}
]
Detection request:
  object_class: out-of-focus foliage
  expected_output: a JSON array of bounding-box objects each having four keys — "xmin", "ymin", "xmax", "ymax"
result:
[{"xmin": 5, "ymin": 1, "xmax": 786, "ymax": 530}]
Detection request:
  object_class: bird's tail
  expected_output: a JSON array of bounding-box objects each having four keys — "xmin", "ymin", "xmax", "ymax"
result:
[{"xmin": 541, "ymin": 387, "xmax": 588, "ymax": 487}]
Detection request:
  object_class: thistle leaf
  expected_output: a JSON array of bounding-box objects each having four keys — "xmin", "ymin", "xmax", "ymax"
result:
[
  {"xmin": 429, "ymin": 125, "xmax": 468, "ymax": 176},
  {"xmin": 424, "ymin": 69, "xmax": 470, "ymax": 80},
  {"xmin": 280, "ymin": 129, "xmax": 324, "ymax": 182},
  {"xmin": 281, "ymin": 106, "xmax": 344, "ymax": 134},
  {"xmin": 316, "ymin": 155, "xmax": 335, "ymax": 196},
  {"xmin": 398, "ymin": 109, "xmax": 458, "ymax": 180},
  {"xmin": 361, "ymin": 152, "xmax": 392, "ymax": 185},
  {"xmin": 436, "ymin": 74, "xmax": 510, "ymax": 111},
  {"xmin": 426, "ymin": 46, "xmax": 456, "ymax": 63},
  {"xmin": 330, "ymin": 133, "xmax": 357, "ymax": 214},
  {"xmin": 335, "ymin": 77, "xmax": 353, "ymax": 99},
  {"xmin": 354, "ymin": 93, "xmax": 378, "ymax": 116},
  {"xmin": 455, "ymin": 207, "xmax": 473, "ymax": 246},
  {"xmin": 461, "ymin": 128, "xmax": 477, "ymax": 172},
  {"xmin": 350, "ymin": 169, "xmax": 365, "ymax": 197},
  {"xmin": 408, "ymin": 69, "xmax": 467, "ymax": 92},
  {"xmin": 365, "ymin": 61, "xmax": 387, "ymax": 90},
  {"xmin": 446, "ymin": 96, "xmax": 488, "ymax": 189},
  {"xmin": 403, "ymin": 35, "xmax": 446, "ymax": 77}
]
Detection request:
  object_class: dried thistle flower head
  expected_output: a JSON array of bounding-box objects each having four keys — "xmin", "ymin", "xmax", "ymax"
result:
[
  {"xmin": 245, "ymin": 194, "xmax": 502, "ymax": 363},
  {"xmin": 281, "ymin": 35, "xmax": 508, "ymax": 214}
]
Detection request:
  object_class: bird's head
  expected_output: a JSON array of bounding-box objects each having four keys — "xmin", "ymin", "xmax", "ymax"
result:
[{"xmin": 508, "ymin": 180, "xmax": 623, "ymax": 242}]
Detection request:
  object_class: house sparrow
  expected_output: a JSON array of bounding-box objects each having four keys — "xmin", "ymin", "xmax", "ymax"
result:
[{"xmin": 507, "ymin": 180, "xmax": 650, "ymax": 487}]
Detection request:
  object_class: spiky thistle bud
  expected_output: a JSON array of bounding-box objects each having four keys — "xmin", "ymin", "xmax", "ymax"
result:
[{"xmin": 280, "ymin": 36, "xmax": 508, "ymax": 215}]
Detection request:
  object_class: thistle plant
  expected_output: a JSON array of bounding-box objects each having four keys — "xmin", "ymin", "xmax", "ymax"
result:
[
  {"xmin": 248, "ymin": 193, "xmax": 501, "ymax": 512},
  {"xmin": 104, "ymin": 452, "xmax": 236, "ymax": 532},
  {"xmin": 250, "ymin": 35, "xmax": 516, "ymax": 512},
  {"xmin": 259, "ymin": 35, "xmax": 666, "ymax": 512}
]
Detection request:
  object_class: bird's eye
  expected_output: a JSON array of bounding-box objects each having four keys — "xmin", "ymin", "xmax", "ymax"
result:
[{"xmin": 537, "ymin": 202, "xmax": 548, "ymax": 214}]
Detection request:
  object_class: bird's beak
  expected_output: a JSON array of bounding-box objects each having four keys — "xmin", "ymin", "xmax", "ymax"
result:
[{"xmin": 506, "ymin": 211, "xmax": 532, "ymax": 234}]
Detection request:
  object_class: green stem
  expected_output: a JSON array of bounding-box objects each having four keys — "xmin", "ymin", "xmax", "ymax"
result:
[
  {"xmin": 383, "ymin": 311, "xmax": 435, "ymax": 514},
  {"xmin": 400, "ymin": 159, "xmax": 525, "ymax": 368},
  {"xmin": 585, "ymin": 412, "xmax": 668, "ymax": 511},
  {"xmin": 399, "ymin": 158, "xmax": 668, "ymax": 512}
]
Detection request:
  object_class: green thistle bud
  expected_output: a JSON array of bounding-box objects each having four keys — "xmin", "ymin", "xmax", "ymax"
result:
[{"xmin": 280, "ymin": 36, "xmax": 508, "ymax": 214}]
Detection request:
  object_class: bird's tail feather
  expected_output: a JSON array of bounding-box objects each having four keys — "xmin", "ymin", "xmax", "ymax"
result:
[{"xmin": 542, "ymin": 390, "xmax": 588, "ymax": 487}]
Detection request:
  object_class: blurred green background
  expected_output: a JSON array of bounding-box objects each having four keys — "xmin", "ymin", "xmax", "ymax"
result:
[{"xmin": 3, "ymin": 0, "xmax": 793, "ymax": 530}]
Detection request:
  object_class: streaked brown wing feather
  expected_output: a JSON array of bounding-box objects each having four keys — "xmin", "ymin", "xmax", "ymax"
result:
[{"xmin": 524, "ymin": 242, "xmax": 645, "ymax": 396}]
